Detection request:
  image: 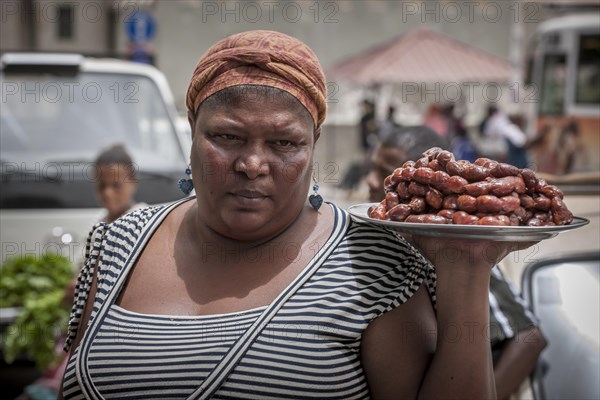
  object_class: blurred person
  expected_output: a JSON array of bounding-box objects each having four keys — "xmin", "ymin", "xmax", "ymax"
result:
[
  {"xmin": 17, "ymin": 145, "xmax": 145, "ymax": 400},
  {"xmin": 483, "ymin": 106, "xmax": 529, "ymax": 168},
  {"xmin": 94, "ymin": 144, "xmax": 146, "ymax": 223},
  {"xmin": 359, "ymin": 98, "xmax": 378, "ymax": 152},
  {"xmin": 423, "ymin": 103, "xmax": 450, "ymax": 137},
  {"xmin": 556, "ymin": 118, "xmax": 585, "ymax": 174},
  {"xmin": 451, "ymin": 126, "xmax": 478, "ymax": 163},
  {"xmin": 366, "ymin": 125, "xmax": 548, "ymax": 400},
  {"xmin": 379, "ymin": 104, "xmax": 399, "ymax": 143}
]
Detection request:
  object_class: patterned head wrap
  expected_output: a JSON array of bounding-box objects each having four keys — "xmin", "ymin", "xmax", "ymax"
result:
[{"xmin": 186, "ymin": 30, "xmax": 327, "ymax": 128}]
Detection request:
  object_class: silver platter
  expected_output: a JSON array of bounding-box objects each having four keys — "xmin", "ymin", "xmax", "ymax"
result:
[{"xmin": 347, "ymin": 203, "xmax": 590, "ymax": 242}]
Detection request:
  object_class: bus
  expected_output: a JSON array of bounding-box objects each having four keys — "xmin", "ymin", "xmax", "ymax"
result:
[{"xmin": 526, "ymin": 14, "xmax": 600, "ymax": 178}]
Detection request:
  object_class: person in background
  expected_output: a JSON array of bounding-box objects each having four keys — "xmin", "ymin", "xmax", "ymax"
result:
[
  {"xmin": 451, "ymin": 125, "xmax": 478, "ymax": 163},
  {"xmin": 378, "ymin": 104, "xmax": 399, "ymax": 143},
  {"xmin": 94, "ymin": 144, "xmax": 147, "ymax": 223},
  {"xmin": 359, "ymin": 99, "xmax": 378, "ymax": 152},
  {"xmin": 18, "ymin": 145, "xmax": 145, "ymax": 400},
  {"xmin": 423, "ymin": 103, "xmax": 450, "ymax": 137},
  {"xmin": 483, "ymin": 106, "xmax": 529, "ymax": 168},
  {"xmin": 366, "ymin": 125, "xmax": 548, "ymax": 400}
]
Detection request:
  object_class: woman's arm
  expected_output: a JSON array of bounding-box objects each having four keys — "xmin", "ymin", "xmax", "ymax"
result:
[{"xmin": 362, "ymin": 239, "xmax": 535, "ymax": 400}]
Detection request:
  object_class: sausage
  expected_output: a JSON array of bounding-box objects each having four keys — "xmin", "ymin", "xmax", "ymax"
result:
[
  {"xmin": 383, "ymin": 175, "xmax": 396, "ymax": 193},
  {"xmin": 414, "ymin": 157, "xmax": 430, "ymax": 168},
  {"xmin": 489, "ymin": 176, "xmax": 526, "ymax": 196},
  {"xmin": 435, "ymin": 150, "xmax": 455, "ymax": 167},
  {"xmin": 437, "ymin": 209, "xmax": 455, "ymax": 219},
  {"xmin": 476, "ymin": 195, "xmax": 503, "ymax": 213},
  {"xmin": 408, "ymin": 181, "xmax": 429, "ymax": 197},
  {"xmin": 490, "ymin": 163, "xmax": 520, "ymax": 178},
  {"xmin": 452, "ymin": 210, "xmax": 480, "ymax": 225},
  {"xmin": 457, "ymin": 195, "xmax": 478, "ymax": 213},
  {"xmin": 385, "ymin": 192, "xmax": 399, "ymax": 210},
  {"xmin": 443, "ymin": 194, "xmax": 459, "ymax": 209},
  {"xmin": 402, "ymin": 160, "xmax": 416, "ymax": 169},
  {"xmin": 519, "ymin": 194, "xmax": 535, "ymax": 209},
  {"xmin": 408, "ymin": 196, "xmax": 427, "ymax": 213},
  {"xmin": 400, "ymin": 166, "xmax": 416, "ymax": 182},
  {"xmin": 474, "ymin": 157, "xmax": 495, "ymax": 167},
  {"xmin": 425, "ymin": 188, "xmax": 444, "ymax": 209},
  {"xmin": 551, "ymin": 197, "xmax": 573, "ymax": 225},
  {"xmin": 533, "ymin": 194, "xmax": 551, "ymax": 211},
  {"xmin": 413, "ymin": 167, "xmax": 435, "ymax": 185},
  {"xmin": 368, "ymin": 202, "xmax": 387, "ymax": 220},
  {"xmin": 513, "ymin": 206, "xmax": 528, "ymax": 223},
  {"xmin": 496, "ymin": 215, "xmax": 511, "ymax": 226},
  {"xmin": 396, "ymin": 181, "xmax": 411, "ymax": 200},
  {"xmin": 431, "ymin": 170, "xmax": 450, "ymax": 192},
  {"xmin": 428, "ymin": 159, "xmax": 442, "ymax": 171},
  {"xmin": 477, "ymin": 216, "xmax": 505, "ymax": 226},
  {"xmin": 533, "ymin": 211, "xmax": 551, "ymax": 222},
  {"xmin": 445, "ymin": 176, "xmax": 468, "ymax": 194},
  {"xmin": 464, "ymin": 181, "xmax": 491, "ymax": 196},
  {"xmin": 508, "ymin": 214, "xmax": 521, "ymax": 226},
  {"xmin": 460, "ymin": 165, "xmax": 490, "ymax": 182},
  {"xmin": 445, "ymin": 160, "xmax": 465, "ymax": 176},
  {"xmin": 387, "ymin": 203, "xmax": 412, "ymax": 222},
  {"xmin": 527, "ymin": 218, "xmax": 543, "ymax": 227},
  {"xmin": 520, "ymin": 168, "xmax": 538, "ymax": 193},
  {"xmin": 423, "ymin": 147, "xmax": 443, "ymax": 161},
  {"xmin": 539, "ymin": 184, "xmax": 564, "ymax": 200},
  {"xmin": 500, "ymin": 195, "xmax": 521, "ymax": 213}
]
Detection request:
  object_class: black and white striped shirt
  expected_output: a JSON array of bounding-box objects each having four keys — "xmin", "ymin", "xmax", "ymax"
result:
[{"xmin": 62, "ymin": 199, "xmax": 436, "ymax": 399}]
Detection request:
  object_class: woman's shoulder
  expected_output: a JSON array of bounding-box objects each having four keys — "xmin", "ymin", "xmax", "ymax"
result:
[{"xmin": 98, "ymin": 198, "xmax": 187, "ymax": 245}]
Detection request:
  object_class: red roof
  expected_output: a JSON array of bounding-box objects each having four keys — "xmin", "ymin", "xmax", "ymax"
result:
[{"xmin": 328, "ymin": 28, "xmax": 512, "ymax": 84}]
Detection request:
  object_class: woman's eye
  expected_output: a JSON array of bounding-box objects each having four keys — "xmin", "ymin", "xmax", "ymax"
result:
[
  {"xmin": 275, "ymin": 140, "xmax": 294, "ymax": 147},
  {"xmin": 219, "ymin": 134, "xmax": 238, "ymax": 140}
]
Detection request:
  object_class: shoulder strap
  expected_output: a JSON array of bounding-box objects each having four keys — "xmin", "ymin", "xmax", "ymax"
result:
[{"xmin": 75, "ymin": 198, "xmax": 190, "ymax": 400}]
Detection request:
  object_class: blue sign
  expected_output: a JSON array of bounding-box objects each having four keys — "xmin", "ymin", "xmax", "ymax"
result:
[{"xmin": 125, "ymin": 11, "xmax": 156, "ymax": 43}]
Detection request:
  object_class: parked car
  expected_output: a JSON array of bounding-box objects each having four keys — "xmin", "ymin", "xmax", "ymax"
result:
[{"xmin": 0, "ymin": 53, "xmax": 191, "ymax": 266}]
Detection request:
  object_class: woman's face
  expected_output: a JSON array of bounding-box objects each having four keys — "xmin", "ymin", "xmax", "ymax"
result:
[
  {"xmin": 95, "ymin": 164, "xmax": 137, "ymax": 219},
  {"xmin": 191, "ymin": 90, "xmax": 316, "ymax": 242}
]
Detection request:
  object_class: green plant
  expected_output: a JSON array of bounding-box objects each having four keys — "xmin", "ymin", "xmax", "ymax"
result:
[{"xmin": 1, "ymin": 254, "xmax": 74, "ymax": 369}]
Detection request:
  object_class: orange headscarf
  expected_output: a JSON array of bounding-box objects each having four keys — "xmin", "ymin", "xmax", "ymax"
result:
[{"xmin": 186, "ymin": 30, "xmax": 327, "ymax": 128}]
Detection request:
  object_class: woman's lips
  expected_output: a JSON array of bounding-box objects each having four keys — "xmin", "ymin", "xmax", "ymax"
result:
[{"xmin": 229, "ymin": 190, "xmax": 269, "ymax": 206}]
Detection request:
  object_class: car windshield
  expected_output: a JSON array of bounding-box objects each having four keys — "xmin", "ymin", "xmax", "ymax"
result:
[
  {"xmin": 1, "ymin": 72, "xmax": 182, "ymax": 168},
  {"xmin": 0, "ymin": 71, "xmax": 187, "ymax": 208}
]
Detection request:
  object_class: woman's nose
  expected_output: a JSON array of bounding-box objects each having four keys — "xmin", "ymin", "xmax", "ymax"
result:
[{"xmin": 234, "ymin": 152, "xmax": 271, "ymax": 180}]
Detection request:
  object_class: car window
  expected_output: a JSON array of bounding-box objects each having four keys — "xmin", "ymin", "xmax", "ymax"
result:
[
  {"xmin": 1, "ymin": 72, "xmax": 182, "ymax": 169},
  {"xmin": 0, "ymin": 72, "xmax": 186, "ymax": 208}
]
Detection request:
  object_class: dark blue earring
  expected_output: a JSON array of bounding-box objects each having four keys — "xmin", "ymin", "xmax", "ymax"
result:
[
  {"xmin": 308, "ymin": 175, "xmax": 323, "ymax": 210},
  {"xmin": 178, "ymin": 164, "xmax": 194, "ymax": 195}
]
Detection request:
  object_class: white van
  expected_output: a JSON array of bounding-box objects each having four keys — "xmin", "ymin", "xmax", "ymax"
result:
[{"xmin": 0, "ymin": 53, "xmax": 191, "ymax": 266}]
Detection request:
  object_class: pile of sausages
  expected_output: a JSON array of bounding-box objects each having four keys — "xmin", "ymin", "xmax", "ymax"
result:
[{"xmin": 368, "ymin": 147, "xmax": 573, "ymax": 226}]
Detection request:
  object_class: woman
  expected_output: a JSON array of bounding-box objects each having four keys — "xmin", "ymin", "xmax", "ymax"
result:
[{"xmin": 61, "ymin": 31, "xmax": 532, "ymax": 399}]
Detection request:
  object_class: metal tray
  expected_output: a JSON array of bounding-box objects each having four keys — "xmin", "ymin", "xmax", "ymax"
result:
[{"xmin": 347, "ymin": 203, "xmax": 590, "ymax": 241}]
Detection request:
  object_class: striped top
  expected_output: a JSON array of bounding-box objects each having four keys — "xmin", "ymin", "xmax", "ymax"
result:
[{"xmin": 62, "ymin": 199, "xmax": 436, "ymax": 399}]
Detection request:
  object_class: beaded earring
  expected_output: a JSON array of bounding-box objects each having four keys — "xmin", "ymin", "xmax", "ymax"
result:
[
  {"xmin": 178, "ymin": 164, "xmax": 194, "ymax": 195},
  {"xmin": 308, "ymin": 175, "xmax": 323, "ymax": 210}
]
